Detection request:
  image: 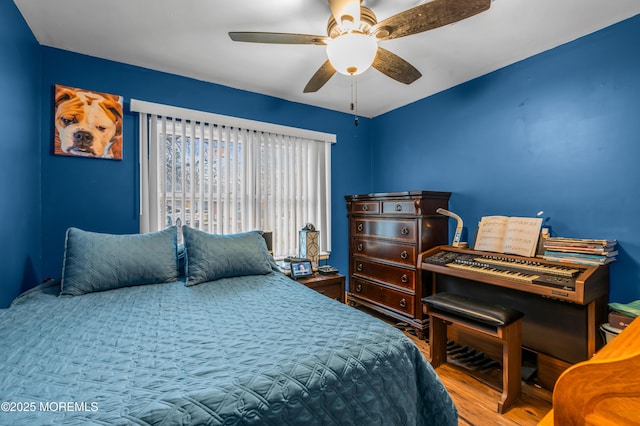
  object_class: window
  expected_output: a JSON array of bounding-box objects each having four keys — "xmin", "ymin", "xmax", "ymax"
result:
[{"xmin": 132, "ymin": 100, "xmax": 335, "ymax": 258}]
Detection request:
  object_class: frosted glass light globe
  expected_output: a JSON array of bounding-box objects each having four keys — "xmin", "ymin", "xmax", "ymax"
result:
[{"xmin": 326, "ymin": 32, "xmax": 378, "ymax": 76}]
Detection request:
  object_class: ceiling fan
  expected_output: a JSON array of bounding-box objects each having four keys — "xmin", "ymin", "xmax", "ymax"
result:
[{"xmin": 229, "ymin": 0, "xmax": 491, "ymax": 93}]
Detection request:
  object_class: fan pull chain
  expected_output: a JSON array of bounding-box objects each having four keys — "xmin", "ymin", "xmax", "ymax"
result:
[{"xmin": 350, "ymin": 76, "xmax": 359, "ymax": 127}]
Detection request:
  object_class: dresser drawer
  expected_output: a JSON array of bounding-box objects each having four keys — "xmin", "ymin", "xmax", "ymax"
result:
[
  {"xmin": 351, "ymin": 201, "xmax": 380, "ymax": 214},
  {"xmin": 350, "ymin": 278, "xmax": 414, "ymax": 316},
  {"xmin": 353, "ymin": 259, "xmax": 415, "ymax": 291},
  {"xmin": 353, "ymin": 219, "xmax": 416, "ymax": 241},
  {"xmin": 382, "ymin": 200, "xmax": 418, "ymax": 215},
  {"xmin": 352, "ymin": 239, "xmax": 416, "ymax": 266},
  {"xmin": 298, "ymin": 274, "xmax": 345, "ymax": 303}
]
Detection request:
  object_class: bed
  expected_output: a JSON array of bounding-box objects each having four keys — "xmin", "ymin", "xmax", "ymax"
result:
[{"xmin": 0, "ymin": 226, "xmax": 457, "ymax": 425}]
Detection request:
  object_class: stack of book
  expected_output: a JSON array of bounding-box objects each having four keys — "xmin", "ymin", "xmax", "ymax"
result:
[
  {"xmin": 542, "ymin": 237, "xmax": 617, "ymax": 266},
  {"xmin": 602, "ymin": 300, "xmax": 640, "ymax": 343}
]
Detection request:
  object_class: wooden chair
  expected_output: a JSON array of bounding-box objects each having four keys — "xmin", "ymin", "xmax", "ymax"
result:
[{"xmin": 539, "ymin": 316, "xmax": 640, "ymax": 425}]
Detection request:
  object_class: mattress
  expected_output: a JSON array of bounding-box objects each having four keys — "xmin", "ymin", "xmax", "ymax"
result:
[{"xmin": 0, "ymin": 272, "xmax": 456, "ymax": 425}]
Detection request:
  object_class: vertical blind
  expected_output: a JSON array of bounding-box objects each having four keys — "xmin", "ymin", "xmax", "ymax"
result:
[{"xmin": 132, "ymin": 100, "xmax": 335, "ymax": 258}]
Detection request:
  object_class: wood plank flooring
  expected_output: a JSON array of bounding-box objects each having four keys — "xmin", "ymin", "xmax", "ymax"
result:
[
  {"xmin": 356, "ymin": 306, "xmax": 553, "ymax": 425},
  {"xmin": 405, "ymin": 331, "xmax": 552, "ymax": 426}
]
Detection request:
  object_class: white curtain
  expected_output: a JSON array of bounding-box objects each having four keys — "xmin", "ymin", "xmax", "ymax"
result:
[{"xmin": 132, "ymin": 100, "xmax": 334, "ymax": 258}]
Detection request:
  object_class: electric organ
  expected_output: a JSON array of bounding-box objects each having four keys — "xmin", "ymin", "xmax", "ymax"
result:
[{"xmin": 419, "ymin": 245, "xmax": 610, "ymax": 389}]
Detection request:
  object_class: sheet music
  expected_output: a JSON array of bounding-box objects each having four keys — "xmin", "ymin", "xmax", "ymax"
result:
[
  {"xmin": 474, "ymin": 216, "xmax": 542, "ymax": 257},
  {"xmin": 473, "ymin": 216, "xmax": 509, "ymax": 253}
]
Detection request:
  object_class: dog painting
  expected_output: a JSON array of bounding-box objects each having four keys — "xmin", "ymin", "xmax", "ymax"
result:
[{"xmin": 54, "ymin": 84, "xmax": 123, "ymax": 159}]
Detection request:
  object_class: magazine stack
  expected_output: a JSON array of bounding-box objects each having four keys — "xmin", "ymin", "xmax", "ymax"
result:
[{"xmin": 542, "ymin": 237, "xmax": 617, "ymax": 266}]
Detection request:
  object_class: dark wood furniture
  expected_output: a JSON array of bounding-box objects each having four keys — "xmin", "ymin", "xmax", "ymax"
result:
[
  {"xmin": 418, "ymin": 245, "xmax": 610, "ymax": 390},
  {"xmin": 423, "ymin": 292, "xmax": 524, "ymax": 414},
  {"xmin": 539, "ymin": 316, "xmax": 640, "ymax": 425},
  {"xmin": 345, "ymin": 191, "xmax": 451, "ymax": 337},
  {"xmin": 297, "ymin": 273, "xmax": 345, "ymax": 303}
]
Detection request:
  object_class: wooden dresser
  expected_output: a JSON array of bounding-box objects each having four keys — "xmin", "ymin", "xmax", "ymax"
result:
[{"xmin": 345, "ymin": 191, "xmax": 451, "ymax": 337}]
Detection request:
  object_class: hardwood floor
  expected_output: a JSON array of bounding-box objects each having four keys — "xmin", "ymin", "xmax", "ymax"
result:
[
  {"xmin": 404, "ymin": 332, "xmax": 552, "ymax": 426},
  {"xmin": 355, "ymin": 306, "xmax": 553, "ymax": 425}
]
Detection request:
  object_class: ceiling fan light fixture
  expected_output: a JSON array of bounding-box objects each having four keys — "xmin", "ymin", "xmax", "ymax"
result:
[
  {"xmin": 326, "ymin": 32, "xmax": 378, "ymax": 76},
  {"xmin": 230, "ymin": 0, "xmax": 491, "ymax": 93}
]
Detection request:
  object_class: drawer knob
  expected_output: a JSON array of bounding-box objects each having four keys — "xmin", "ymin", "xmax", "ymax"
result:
[
  {"xmin": 357, "ymin": 243, "xmax": 363, "ymax": 252},
  {"xmin": 401, "ymin": 226, "xmax": 409, "ymax": 235},
  {"xmin": 401, "ymin": 274, "xmax": 408, "ymax": 283},
  {"xmin": 357, "ymin": 223, "xmax": 364, "ymax": 232},
  {"xmin": 399, "ymin": 298, "xmax": 407, "ymax": 308},
  {"xmin": 362, "ymin": 205, "xmax": 369, "ymax": 211},
  {"xmin": 400, "ymin": 250, "xmax": 408, "ymax": 260},
  {"xmin": 395, "ymin": 204, "xmax": 403, "ymax": 211},
  {"xmin": 355, "ymin": 283, "xmax": 362, "ymax": 292},
  {"xmin": 357, "ymin": 263, "xmax": 363, "ymax": 272}
]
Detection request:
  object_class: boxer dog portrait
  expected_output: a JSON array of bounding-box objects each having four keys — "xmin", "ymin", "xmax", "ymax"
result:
[{"xmin": 54, "ymin": 84, "xmax": 123, "ymax": 159}]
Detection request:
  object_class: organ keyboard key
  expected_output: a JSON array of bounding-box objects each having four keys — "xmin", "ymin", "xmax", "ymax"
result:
[
  {"xmin": 447, "ymin": 261, "xmax": 541, "ymax": 283},
  {"xmin": 418, "ymin": 245, "xmax": 609, "ymax": 305},
  {"xmin": 474, "ymin": 256, "xmax": 580, "ymax": 277}
]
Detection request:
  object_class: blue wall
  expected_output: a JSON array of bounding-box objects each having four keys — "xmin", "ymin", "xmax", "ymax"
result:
[
  {"xmin": 0, "ymin": 1, "xmax": 42, "ymax": 307},
  {"xmin": 2, "ymin": 1, "xmax": 639, "ymax": 307},
  {"xmin": 38, "ymin": 48, "xmax": 373, "ymax": 285},
  {"xmin": 371, "ymin": 15, "xmax": 640, "ymax": 303}
]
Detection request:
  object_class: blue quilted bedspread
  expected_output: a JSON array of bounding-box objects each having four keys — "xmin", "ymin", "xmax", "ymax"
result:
[{"xmin": 0, "ymin": 272, "xmax": 456, "ymax": 425}]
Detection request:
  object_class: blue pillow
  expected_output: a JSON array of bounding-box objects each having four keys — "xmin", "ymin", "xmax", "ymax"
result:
[
  {"xmin": 61, "ymin": 227, "xmax": 179, "ymax": 296},
  {"xmin": 182, "ymin": 227, "xmax": 275, "ymax": 286}
]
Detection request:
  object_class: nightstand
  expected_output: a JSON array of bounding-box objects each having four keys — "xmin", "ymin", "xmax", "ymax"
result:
[{"xmin": 296, "ymin": 273, "xmax": 345, "ymax": 303}]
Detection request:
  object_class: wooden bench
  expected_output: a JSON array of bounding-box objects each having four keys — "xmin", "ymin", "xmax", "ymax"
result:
[{"xmin": 422, "ymin": 292, "xmax": 524, "ymax": 413}]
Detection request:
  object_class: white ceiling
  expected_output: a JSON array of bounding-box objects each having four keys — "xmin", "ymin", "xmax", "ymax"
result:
[{"xmin": 14, "ymin": 0, "xmax": 640, "ymax": 118}]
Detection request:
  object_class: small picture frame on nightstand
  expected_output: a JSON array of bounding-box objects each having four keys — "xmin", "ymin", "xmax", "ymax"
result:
[{"xmin": 290, "ymin": 260, "xmax": 314, "ymax": 280}]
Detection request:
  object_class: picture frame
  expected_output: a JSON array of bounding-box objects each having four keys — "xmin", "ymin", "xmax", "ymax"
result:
[
  {"xmin": 53, "ymin": 84, "xmax": 123, "ymax": 160},
  {"xmin": 290, "ymin": 260, "xmax": 314, "ymax": 280}
]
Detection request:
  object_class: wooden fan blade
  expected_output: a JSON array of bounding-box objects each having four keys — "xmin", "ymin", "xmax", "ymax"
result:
[
  {"xmin": 372, "ymin": 47, "xmax": 422, "ymax": 85},
  {"xmin": 303, "ymin": 60, "xmax": 337, "ymax": 93},
  {"xmin": 328, "ymin": 0, "xmax": 361, "ymax": 29},
  {"xmin": 229, "ymin": 32, "xmax": 328, "ymax": 45},
  {"xmin": 372, "ymin": 0, "xmax": 490, "ymax": 42}
]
